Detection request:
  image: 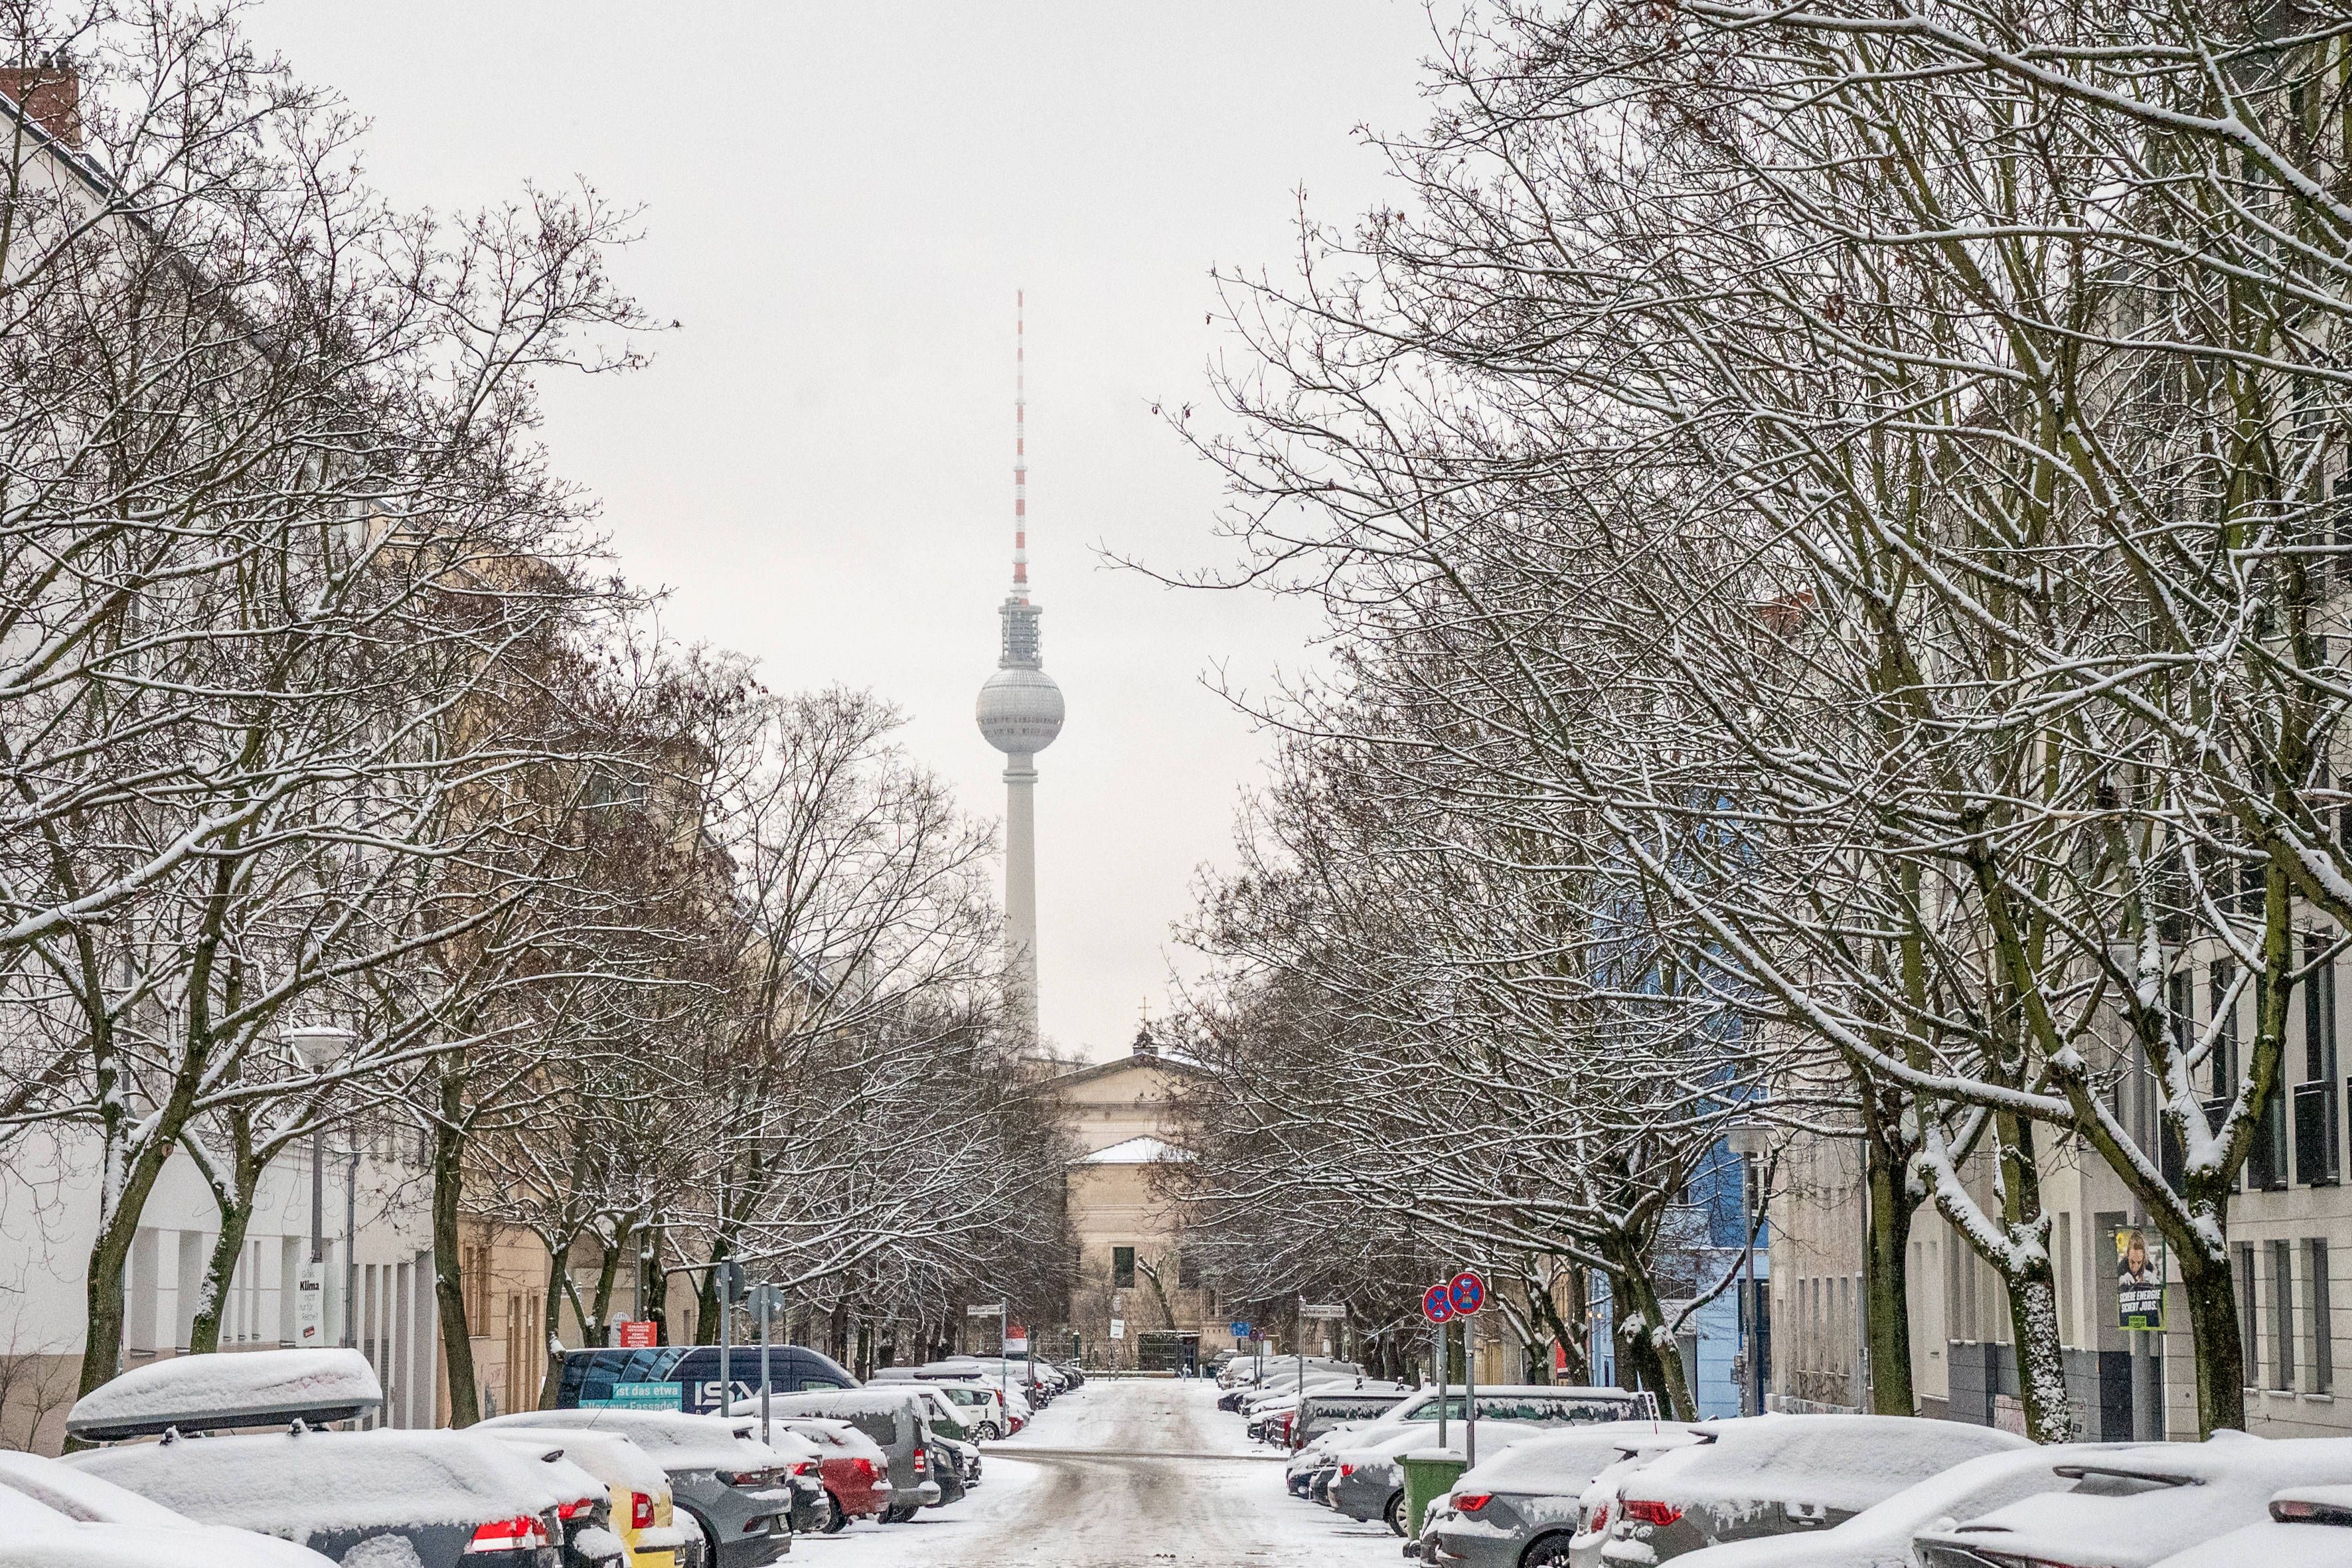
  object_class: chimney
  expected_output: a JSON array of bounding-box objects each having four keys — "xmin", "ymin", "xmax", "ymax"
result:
[{"xmin": 0, "ymin": 54, "xmax": 79, "ymax": 147}]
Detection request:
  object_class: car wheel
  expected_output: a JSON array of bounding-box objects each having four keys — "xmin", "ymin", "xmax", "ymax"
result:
[
  {"xmin": 822, "ymin": 1490, "xmax": 849, "ymax": 1533},
  {"xmin": 1520, "ymin": 1535, "xmax": 1577, "ymax": 1567},
  {"xmin": 979, "ymin": 1421, "xmax": 1001, "ymax": 1441},
  {"xmin": 1385, "ymin": 1490, "xmax": 1407, "ymax": 1537},
  {"xmin": 698, "ymin": 1514, "xmax": 722, "ymax": 1565}
]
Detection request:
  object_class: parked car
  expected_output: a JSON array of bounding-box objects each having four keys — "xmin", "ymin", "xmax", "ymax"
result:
[
  {"xmin": 2149, "ymin": 1482, "xmax": 2352, "ymax": 1567},
  {"xmin": 1911, "ymin": 1432, "xmax": 2352, "ymax": 1568},
  {"xmin": 0, "ymin": 1450, "xmax": 335, "ymax": 1567},
  {"xmin": 1569, "ymin": 1436, "xmax": 1707, "ymax": 1567},
  {"xmin": 1295, "ymin": 1388, "xmax": 1413, "ymax": 1449},
  {"xmin": 64, "ymin": 1348, "xmax": 616, "ymax": 1568},
  {"xmin": 483, "ymin": 1428, "xmax": 694, "ymax": 1568},
  {"xmin": 771, "ymin": 1417, "xmax": 893, "ymax": 1529},
  {"xmin": 556, "ymin": 1346, "xmax": 855, "ymax": 1416},
  {"xmin": 479, "ymin": 1407, "xmax": 798, "ymax": 1567},
  {"xmin": 1600, "ymin": 1413, "xmax": 2029, "ymax": 1563},
  {"xmin": 765, "ymin": 1388, "xmax": 941, "ymax": 1524},
  {"xmin": 1652, "ymin": 1442, "xmax": 2122, "ymax": 1568},
  {"xmin": 1417, "ymin": 1421, "xmax": 1695, "ymax": 1568},
  {"xmin": 1330, "ymin": 1421, "xmax": 1555, "ymax": 1534}
]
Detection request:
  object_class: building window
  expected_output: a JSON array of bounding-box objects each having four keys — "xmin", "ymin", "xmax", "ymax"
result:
[
  {"xmin": 2271, "ymin": 1239, "xmax": 2296, "ymax": 1391},
  {"xmin": 2312, "ymin": 1239, "xmax": 2335, "ymax": 1394},
  {"xmin": 2309, "ymin": 933, "xmax": 2341, "ymax": 1083},
  {"xmin": 1177, "ymin": 1251, "xmax": 1200, "ymax": 1289},
  {"xmin": 2237, "ymin": 1242, "xmax": 2259, "ymax": 1390},
  {"xmin": 2212, "ymin": 960, "xmax": 2239, "ymax": 1093},
  {"xmin": 1112, "ymin": 1247, "xmax": 1135, "ymax": 1289}
]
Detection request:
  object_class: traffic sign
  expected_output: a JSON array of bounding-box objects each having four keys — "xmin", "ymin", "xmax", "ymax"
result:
[
  {"xmin": 1449, "ymin": 1270, "xmax": 1487, "ymax": 1316},
  {"xmin": 1231, "ymin": 1320, "xmax": 1252, "ymax": 1339},
  {"xmin": 1421, "ymin": 1283, "xmax": 1455, "ymax": 1323},
  {"xmin": 714, "ymin": 1259, "xmax": 746, "ymax": 1304},
  {"xmin": 1299, "ymin": 1302, "xmax": 1346, "ymax": 1320}
]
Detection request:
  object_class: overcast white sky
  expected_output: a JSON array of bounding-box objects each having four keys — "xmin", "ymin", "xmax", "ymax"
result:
[{"xmin": 251, "ymin": 2, "xmax": 1435, "ymax": 1060}]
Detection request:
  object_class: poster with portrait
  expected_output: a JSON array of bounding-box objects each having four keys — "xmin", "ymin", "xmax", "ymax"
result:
[{"xmin": 2112, "ymin": 1225, "xmax": 2166, "ymax": 1330}]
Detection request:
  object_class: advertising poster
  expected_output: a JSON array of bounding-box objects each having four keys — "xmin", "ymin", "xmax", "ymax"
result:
[{"xmin": 2113, "ymin": 1225, "xmax": 2165, "ymax": 1330}]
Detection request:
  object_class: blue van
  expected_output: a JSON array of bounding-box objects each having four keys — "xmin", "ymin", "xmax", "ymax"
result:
[{"xmin": 555, "ymin": 1344, "xmax": 858, "ymax": 1415}]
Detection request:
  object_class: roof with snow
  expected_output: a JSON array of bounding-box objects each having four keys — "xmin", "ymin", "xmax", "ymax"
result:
[{"xmin": 1070, "ymin": 1135, "xmax": 1194, "ymax": 1165}]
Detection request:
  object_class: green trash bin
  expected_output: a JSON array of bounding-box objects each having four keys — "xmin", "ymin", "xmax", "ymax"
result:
[{"xmin": 1398, "ymin": 1447, "xmax": 1469, "ymax": 1537}]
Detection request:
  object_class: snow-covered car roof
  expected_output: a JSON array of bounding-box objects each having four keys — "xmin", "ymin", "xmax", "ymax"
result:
[
  {"xmin": 773, "ymin": 1415, "xmax": 887, "ymax": 1463},
  {"xmin": 1655, "ymin": 1443, "xmax": 2120, "ymax": 1568},
  {"xmin": 481, "ymin": 1426, "xmax": 670, "ymax": 1498},
  {"xmin": 64, "ymin": 1428, "xmax": 596, "ymax": 1539},
  {"xmin": 1336, "ymin": 1419, "xmax": 1552, "ymax": 1466},
  {"xmin": 0, "ymin": 1450, "xmax": 335, "ymax": 1567},
  {"xmin": 0, "ymin": 1518, "xmax": 339, "ymax": 1567},
  {"xmin": 66, "ymin": 1350, "xmax": 383, "ymax": 1441},
  {"xmin": 1455, "ymin": 1421, "xmax": 1697, "ymax": 1497},
  {"xmin": 479, "ymin": 1408, "xmax": 789, "ymax": 1474},
  {"xmin": 1623, "ymin": 1413, "xmax": 2028, "ymax": 1519},
  {"xmin": 1917, "ymin": 1432, "xmax": 2352, "ymax": 1568},
  {"xmin": 767, "ymin": 1387, "xmax": 931, "ymax": 1425}
]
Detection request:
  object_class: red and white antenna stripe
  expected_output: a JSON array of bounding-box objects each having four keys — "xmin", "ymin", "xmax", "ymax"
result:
[{"xmin": 1013, "ymin": 290, "xmax": 1028, "ymax": 597}]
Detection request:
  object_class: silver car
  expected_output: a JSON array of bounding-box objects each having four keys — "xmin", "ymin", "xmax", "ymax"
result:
[{"xmin": 1420, "ymin": 1423, "xmax": 1695, "ymax": 1568}]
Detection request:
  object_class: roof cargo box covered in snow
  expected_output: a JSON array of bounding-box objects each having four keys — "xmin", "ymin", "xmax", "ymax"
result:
[{"xmin": 68, "ymin": 1349, "xmax": 383, "ymax": 1441}]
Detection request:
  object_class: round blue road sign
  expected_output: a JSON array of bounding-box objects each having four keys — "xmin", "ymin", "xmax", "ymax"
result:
[
  {"xmin": 1422, "ymin": 1283, "xmax": 1455, "ymax": 1323},
  {"xmin": 1449, "ymin": 1270, "xmax": 1486, "ymax": 1316}
]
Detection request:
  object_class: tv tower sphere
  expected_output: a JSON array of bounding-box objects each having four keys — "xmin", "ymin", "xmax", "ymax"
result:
[{"xmin": 977, "ymin": 666, "xmax": 1063, "ymax": 755}]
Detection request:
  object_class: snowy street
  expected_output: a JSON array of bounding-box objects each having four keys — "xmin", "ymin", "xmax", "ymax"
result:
[{"xmin": 792, "ymin": 1378, "xmax": 1400, "ymax": 1567}]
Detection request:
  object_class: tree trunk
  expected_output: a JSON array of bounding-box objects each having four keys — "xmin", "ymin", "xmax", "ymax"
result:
[
  {"xmin": 586, "ymin": 1229, "xmax": 627, "ymax": 1345},
  {"xmin": 187, "ymin": 1148, "xmax": 260, "ymax": 1356},
  {"xmin": 637, "ymin": 1223, "xmax": 669, "ymax": 1346},
  {"xmin": 430, "ymin": 1077, "xmax": 480, "ymax": 1428},
  {"xmin": 1608, "ymin": 1253, "xmax": 1694, "ymax": 1419},
  {"xmin": 538, "ymin": 1233, "xmax": 574, "ymax": 1411},
  {"xmin": 1860, "ymin": 1097, "xmax": 1918, "ymax": 1417},
  {"xmin": 2179, "ymin": 1241, "xmax": 2246, "ymax": 1433}
]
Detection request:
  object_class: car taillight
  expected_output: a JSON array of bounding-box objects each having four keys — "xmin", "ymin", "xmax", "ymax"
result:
[
  {"xmin": 720, "ymin": 1468, "xmax": 779, "ymax": 1488},
  {"xmin": 556, "ymin": 1498, "xmax": 592, "ymax": 1520},
  {"xmin": 1454, "ymin": 1492, "xmax": 1492, "ymax": 1513},
  {"xmin": 1622, "ymin": 1499, "xmax": 1684, "ymax": 1528},
  {"xmin": 914, "ymin": 1448, "xmax": 928, "ymax": 1474},
  {"xmin": 2276, "ymin": 1496, "xmax": 2352, "ymax": 1526},
  {"xmin": 1587, "ymin": 1502, "xmax": 1610, "ymax": 1534},
  {"xmin": 852, "ymin": 1457, "xmax": 878, "ymax": 1483},
  {"xmin": 631, "ymin": 1492, "xmax": 656, "ymax": 1531},
  {"xmin": 465, "ymin": 1515, "xmax": 552, "ymax": 1553},
  {"xmin": 791, "ymin": 1459, "xmax": 819, "ymax": 1478},
  {"xmin": 1338, "ymin": 1463, "xmax": 1355, "ymax": 1478}
]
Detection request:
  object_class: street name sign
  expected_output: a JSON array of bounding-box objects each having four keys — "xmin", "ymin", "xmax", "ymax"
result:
[{"xmin": 1299, "ymin": 1302, "xmax": 1346, "ymax": 1320}]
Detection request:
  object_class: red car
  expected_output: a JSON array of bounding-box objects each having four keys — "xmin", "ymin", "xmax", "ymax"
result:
[{"xmin": 774, "ymin": 1417, "xmax": 893, "ymax": 1530}]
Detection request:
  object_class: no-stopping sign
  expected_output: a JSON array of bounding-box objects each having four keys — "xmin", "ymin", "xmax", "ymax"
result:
[
  {"xmin": 1448, "ymin": 1270, "xmax": 1487, "ymax": 1316},
  {"xmin": 1421, "ymin": 1283, "xmax": 1455, "ymax": 1324}
]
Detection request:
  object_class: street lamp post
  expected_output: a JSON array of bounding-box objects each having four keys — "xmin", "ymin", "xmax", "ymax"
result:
[
  {"xmin": 285, "ymin": 1024, "xmax": 355, "ymax": 1349},
  {"xmin": 1725, "ymin": 1120, "xmax": 1771, "ymax": 1417}
]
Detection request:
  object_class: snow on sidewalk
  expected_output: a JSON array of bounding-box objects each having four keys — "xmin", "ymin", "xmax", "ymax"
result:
[{"xmin": 793, "ymin": 1377, "xmax": 1401, "ymax": 1567}]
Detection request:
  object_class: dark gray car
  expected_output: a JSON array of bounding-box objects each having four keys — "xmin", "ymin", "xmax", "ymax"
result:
[
  {"xmin": 767, "ymin": 1388, "xmax": 942, "ymax": 1524},
  {"xmin": 479, "ymin": 1408, "xmax": 796, "ymax": 1567}
]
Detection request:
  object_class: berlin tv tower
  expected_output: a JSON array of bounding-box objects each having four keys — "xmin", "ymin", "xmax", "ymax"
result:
[{"xmin": 975, "ymin": 293, "xmax": 1064, "ymax": 1046}]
